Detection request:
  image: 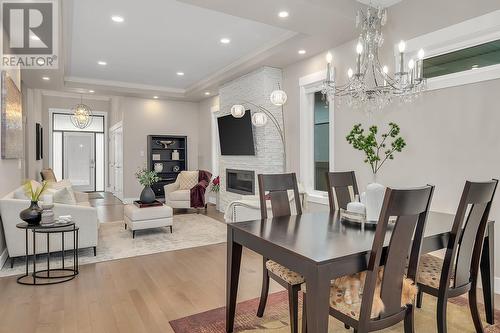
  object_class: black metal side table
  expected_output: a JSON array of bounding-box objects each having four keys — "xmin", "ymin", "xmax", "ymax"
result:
[{"xmin": 16, "ymin": 222, "xmax": 79, "ymax": 285}]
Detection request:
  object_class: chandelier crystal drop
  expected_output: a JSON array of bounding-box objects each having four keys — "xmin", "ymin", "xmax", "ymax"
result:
[
  {"xmin": 322, "ymin": 6, "xmax": 426, "ymax": 113},
  {"xmin": 70, "ymin": 96, "xmax": 93, "ymax": 129}
]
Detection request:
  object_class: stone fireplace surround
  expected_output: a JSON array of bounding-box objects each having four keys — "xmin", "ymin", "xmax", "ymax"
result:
[{"xmin": 217, "ymin": 67, "xmax": 285, "ymax": 212}]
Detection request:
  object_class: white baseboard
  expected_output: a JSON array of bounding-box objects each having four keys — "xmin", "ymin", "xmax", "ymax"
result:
[
  {"xmin": 208, "ymin": 197, "xmax": 216, "ymax": 204},
  {"xmin": 0, "ymin": 248, "xmax": 8, "ymax": 269}
]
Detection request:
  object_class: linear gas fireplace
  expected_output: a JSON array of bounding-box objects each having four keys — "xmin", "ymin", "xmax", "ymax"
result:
[{"xmin": 226, "ymin": 169, "xmax": 255, "ymax": 195}]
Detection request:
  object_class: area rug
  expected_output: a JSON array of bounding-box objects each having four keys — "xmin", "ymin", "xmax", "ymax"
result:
[
  {"xmin": 0, "ymin": 214, "xmax": 226, "ymax": 277},
  {"xmin": 169, "ymin": 291, "xmax": 500, "ymax": 332}
]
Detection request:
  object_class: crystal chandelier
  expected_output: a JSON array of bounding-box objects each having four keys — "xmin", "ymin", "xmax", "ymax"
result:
[
  {"xmin": 322, "ymin": 6, "xmax": 426, "ymax": 112},
  {"xmin": 70, "ymin": 96, "xmax": 93, "ymax": 129}
]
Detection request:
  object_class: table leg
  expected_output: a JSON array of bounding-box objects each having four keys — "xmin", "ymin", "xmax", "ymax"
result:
[
  {"xmin": 226, "ymin": 230, "xmax": 242, "ymax": 333},
  {"xmin": 62, "ymin": 232, "xmax": 65, "ymax": 269},
  {"xmin": 46, "ymin": 233, "xmax": 50, "ymax": 277},
  {"xmin": 304, "ymin": 265, "xmax": 331, "ymax": 333},
  {"xmin": 480, "ymin": 222, "xmax": 494, "ymax": 325},
  {"xmin": 32, "ymin": 230, "xmax": 36, "ymax": 285},
  {"xmin": 24, "ymin": 229, "xmax": 28, "ymax": 276}
]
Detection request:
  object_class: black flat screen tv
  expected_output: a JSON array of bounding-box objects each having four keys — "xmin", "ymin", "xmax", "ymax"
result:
[{"xmin": 217, "ymin": 111, "xmax": 255, "ymax": 155}]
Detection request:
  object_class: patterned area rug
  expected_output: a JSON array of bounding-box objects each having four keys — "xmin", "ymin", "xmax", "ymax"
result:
[
  {"xmin": 170, "ymin": 291, "xmax": 500, "ymax": 332},
  {"xmin": 0, "ymin": 214, "xmax": 226, "ymax": 276}
]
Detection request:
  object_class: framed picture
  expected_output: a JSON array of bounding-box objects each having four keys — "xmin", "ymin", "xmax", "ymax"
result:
[{"xmin": 1, "ymin": 71, "xmax": 23, "ymax": 159}]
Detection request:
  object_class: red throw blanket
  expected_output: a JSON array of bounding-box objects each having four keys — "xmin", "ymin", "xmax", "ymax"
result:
[{"xmin": 190, "ymin": 170, "xmax": 212, "ymax": 208}]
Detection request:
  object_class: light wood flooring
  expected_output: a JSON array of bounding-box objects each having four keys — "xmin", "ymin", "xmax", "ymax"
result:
[{"xmin": 0, "ymin": 196, "xmax": 498, "ymax": 332}]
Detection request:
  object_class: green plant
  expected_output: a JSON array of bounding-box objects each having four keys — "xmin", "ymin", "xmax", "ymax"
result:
[
  {"xmin": 346, "ymin": 122, "xmax": 406, "ymax": 174},
  {"xmin": 24, "ymin": 180, "xmax": 49, "ymax": 202},
  {"xmin": 135, "ymin": 168, "xmax": 160, "ymax": 187}
]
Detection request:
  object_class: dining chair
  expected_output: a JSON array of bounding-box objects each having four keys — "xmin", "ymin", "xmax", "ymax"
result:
[
  {"xmin": 326, "ymin": 171, "xmax": 359, "ymax": 211},
  {"xmin": 416, "ymin": 179, "xmax": 498, "ymax": 333},
  {"xmin": 302, "ymin": 185, "xmax": 435, "ymax": 333},
  {"xmin": 257, "ymin": 173, "xmax": 303, "ymax": 333}
]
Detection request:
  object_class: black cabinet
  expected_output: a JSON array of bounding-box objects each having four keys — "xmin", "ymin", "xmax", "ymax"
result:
[{"xmin": 147, "ymin": 135, "xmax": 187, "ymax": 198}]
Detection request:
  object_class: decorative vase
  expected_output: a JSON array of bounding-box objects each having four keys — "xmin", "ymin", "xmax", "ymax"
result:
[
  {"xmin": 20, "ymin": 201, "xmax": 43, "ymax": 225},
  {"xmin": 172, "ymin": 150, "xmax": 179, "ymax": 161},
  {"xmin": 154, "ymin": 163, "xmax": 163, "ymax": 173},
  {"xmin": 365, "ymin": 174, "xmax": 386, "ymax": 222},
  {"xmin": 140, "ymin": 186, "xmax": 156, "ymax": 204}
]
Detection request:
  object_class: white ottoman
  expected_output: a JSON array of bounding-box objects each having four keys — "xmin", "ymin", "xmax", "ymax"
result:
[{"xmin": 124, "ymin": 204, "xmax": 173, "ymax": 238}]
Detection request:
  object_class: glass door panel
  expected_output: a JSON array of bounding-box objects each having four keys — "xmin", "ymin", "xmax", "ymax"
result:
[{"xmin": 63, "ymin": 132, "xmax": 95, "ymax": 191}]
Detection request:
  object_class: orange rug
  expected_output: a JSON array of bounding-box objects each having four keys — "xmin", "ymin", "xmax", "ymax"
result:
[{"xmin": 169, "ymin": 291, "xmax": 500, "ymax": 332}]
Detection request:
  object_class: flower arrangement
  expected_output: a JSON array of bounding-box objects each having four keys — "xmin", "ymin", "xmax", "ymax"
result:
[
  {"xmin": 135, "ymin": 168, "xmax": 160, "ymax": 187},
  {"xmin": 23, "ymin": 180, "xmax": 49, "ymax": 202},
  {"xmin": 346, "ymin": 122, "xmax": 406, "ymax": 175},
  {"xmin": 210, "ymin": 176, "xmax": 220, "ymax": 192}
]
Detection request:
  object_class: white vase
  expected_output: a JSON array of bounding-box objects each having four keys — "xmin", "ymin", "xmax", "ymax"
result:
[
  {"xmin": 365, "ymin": 175, "xmax": 385, "ymax": 222},
  {"xmin": 172, "ymin": 150, "xmax": 180, "ymax": 160}
]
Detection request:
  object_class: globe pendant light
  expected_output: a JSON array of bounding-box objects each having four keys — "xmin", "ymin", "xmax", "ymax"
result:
[
  {"xmin": 71, "ymin": 96, "xmax": 93, "ymax": 129},
  {"xmin": 230, "ymin": 104, "xmax": 246, "ymax": 118},
  {"xmin": 251, "ymin": 112, "xmax": 268, "ymax": 127},
  {"xmin": 270, "ymin": 88, "xmax": 287, "ymax": 106}
]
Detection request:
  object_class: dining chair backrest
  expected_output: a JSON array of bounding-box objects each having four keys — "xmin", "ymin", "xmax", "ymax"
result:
[
  {"xmin": 257, "ymin": 173, "xmax": 302, "ymax": 220},
  {"xmin": 441, "ymin": 180, "xmax": 498, "ymax": 291},
  {"xmin": 326, "ymin": 171, "xmax": 359, "ymax": 211},
  {"xmin": 359, "ymin": 185, "xmax": 434, "ymax": 322}
]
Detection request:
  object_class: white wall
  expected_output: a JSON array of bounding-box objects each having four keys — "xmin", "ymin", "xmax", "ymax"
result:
[
  {"xmin": 198, "ymin": 95, "xmax": 219, "ymax": 173},
  {"xmin": 120, "ymin": 97, "xmax": 200, "ymax": 199},
  {"xmin": 282, "ymin": 0, "xmax": 500, "ymax": 277}
]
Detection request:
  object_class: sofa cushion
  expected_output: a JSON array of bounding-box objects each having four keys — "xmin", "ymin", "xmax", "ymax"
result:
[
  {"xmin": 178, "ymin": 171, "xmax": 198, "ymax": 190},
  {"xmin": 168, "ymin": 189, "xmax": 190, "ymax": 201},
  {"xmin": 45, "ymin": 187, "xmax": 77, "ymax": 205},
  {"xmin": 124, "ymin": 204, "xmax": 173, "ymax": 221}
]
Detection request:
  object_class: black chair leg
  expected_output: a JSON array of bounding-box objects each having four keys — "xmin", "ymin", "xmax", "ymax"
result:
[
  {"xmin": 437, "ymin": 296, "xmax": 448, "ymax": 333},
  {"xmin": 301, "ymin": 294, "xmax": 307, "ymax": 333},
  {"xmin": 404, "ymin": 305, "xmax": 415, "ymax": 333},
  {"xmin": 288, "ymin": 284, "xmax": 299, "ymax": 333},
  {"xmin": 93, "ymin": 246, "xmax": 97, "ymax": 256},
  {"xmin": 10, "ymin": 257, "xmax": 14, "ymax": 268},
  {"xmin": 416, "ymin": 290, "xmax": 423, "ymax": 308},
  {"xmin": 257, "ymin": 258, "xmax": 270, "ymax": 317},
  {"xmin": 468, "ymin": 286, "xmax": 485, "ymax": 333},
  {"xmin": 344, "ymin": 324, "xmax": 351, "ymax": 329}
]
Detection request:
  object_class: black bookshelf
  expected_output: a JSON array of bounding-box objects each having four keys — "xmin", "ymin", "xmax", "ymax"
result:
[{"xmin": 147, "ymin": 135, "xmax": 187, "ymax": 198}]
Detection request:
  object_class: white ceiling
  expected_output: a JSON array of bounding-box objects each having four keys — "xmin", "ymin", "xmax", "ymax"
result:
[
  {"xmin": 68, "ymin": 0, "xmax": 293, "ymax": 90},
  {"xmin": 22, "ymin": 0, "xmax": 406, "ymax": 101}
]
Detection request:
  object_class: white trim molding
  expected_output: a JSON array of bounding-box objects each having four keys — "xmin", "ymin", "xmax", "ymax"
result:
[{"xmin": 397, "ymin": 10, "xmax": 500, "ymax": 91}]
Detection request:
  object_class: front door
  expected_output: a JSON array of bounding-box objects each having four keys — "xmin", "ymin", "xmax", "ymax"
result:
[{"xmin": 63, "ymin": 132, "xmax": 95, "ymax": 192}]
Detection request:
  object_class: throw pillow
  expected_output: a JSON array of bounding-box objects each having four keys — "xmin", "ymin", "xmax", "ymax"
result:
[
  {"xmin": 46, "ymin": 187, "xmax": 77, "ymax": 205},
  {"xmin": 178, "ymin": 171, "xmax": 199, "ymax": 190}
]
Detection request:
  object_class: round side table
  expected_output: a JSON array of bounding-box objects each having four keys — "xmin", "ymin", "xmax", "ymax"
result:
[{"xmin": 16, "ymin": 222, "xmax": 79, "ymax": 285}]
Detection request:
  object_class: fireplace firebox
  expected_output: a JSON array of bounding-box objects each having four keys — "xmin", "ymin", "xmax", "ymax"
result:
[{"xmin": 226, "ymin": 169, "xmax": 255, "ymax": 195}]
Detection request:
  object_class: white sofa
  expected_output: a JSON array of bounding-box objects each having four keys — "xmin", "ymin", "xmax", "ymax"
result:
[{"xmin": 0, "ymin": 186, "xmax": 99, "ymax": 261}]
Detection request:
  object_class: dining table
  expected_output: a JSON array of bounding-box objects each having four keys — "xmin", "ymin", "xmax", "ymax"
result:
[{"xmin": 226, "ymin": 211, "xmax": 495, "ymax": 333}]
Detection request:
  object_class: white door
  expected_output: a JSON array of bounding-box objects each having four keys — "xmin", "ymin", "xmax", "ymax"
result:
[
  {"xmin": 63, "ymin": 132, "xmax": 95, "ymax": 192},
  {"xmin": 110, "ymin": 125, "xmax": 123, "ymax": 199}
]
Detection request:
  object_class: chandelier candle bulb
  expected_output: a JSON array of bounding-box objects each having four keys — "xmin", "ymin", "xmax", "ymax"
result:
[
  {"xmin": 348, "ymin": 68, "xmax": 354, "ymax": 79},
  {"xmin": 417, "ymin": 49, "xmax": 425, "ymax": 79},
  {"xmin": 398, "ymin": 40, "xmax": 406, "ymax": 74},
  {"xmin": 382, "ymin": 65, "xmax": 388, "ymax": 86},
  {"xmin": 356, "ymin": 43, "xmax": 363, "ymax": 74}
]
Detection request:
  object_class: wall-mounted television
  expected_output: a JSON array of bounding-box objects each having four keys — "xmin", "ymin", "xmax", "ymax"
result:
[{"xmin": 217, "ymin": 111, "xmax": 255, "ymax": 156}]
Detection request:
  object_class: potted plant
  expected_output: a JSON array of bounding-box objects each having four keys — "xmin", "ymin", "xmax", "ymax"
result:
[
  {"xmin": 210, "ymin": 176, "xmax": 220, "ymax": 209},
  {"xmin": 20, "ymin": 180, "xmax": 49, "ymax": 225},
  {"xmin": 346, "ymin": 122, "xmax": 406, "ymax": 221},
  {"xmin": 135, "ymin": 168, "xmax": 161, "ymax": 204}
]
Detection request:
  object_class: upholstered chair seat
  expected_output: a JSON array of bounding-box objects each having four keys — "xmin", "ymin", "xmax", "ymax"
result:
[
  {"xmin": 417, "ymin": 254, "xmax": 454, "ymax": 289},
  {"xmin": 265, "ymin": 260, "xmax": 305, "ymax": 285}
]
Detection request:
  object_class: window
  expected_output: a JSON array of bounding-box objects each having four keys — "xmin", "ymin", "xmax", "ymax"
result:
[
  {"xmin": 313, "ymin": 92, "xmax": 329, "ymax": 191},
  {"xmin": 424, "ymin": 39, "xmax": 500, "ymax": 79}
]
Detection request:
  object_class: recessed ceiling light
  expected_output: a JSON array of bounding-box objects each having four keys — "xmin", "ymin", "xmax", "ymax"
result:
[
  {"xmin": 88, "ymin": 90, "xmax": 95, "ymax": 93},
  {"xmin": 97, "ymin": 60, "xmax": 107, "ymax": 66},
  {"xmin": 31, "ymin": 35, "xmax": 40, "ymax": 41},
  {"xmin": 278, "ymin": 11, "xmax": 289, "ymax": 18},
  {"xmin": 220, "ymin": 38, "xmax": 231, "ymax": 44},
  {"xmin": 204, "ymin": 92, "xmax": 210, "ymax": 96},
  {"xmin": 42, "ymin": 76, "xmax": 50, "ymax": 81},
  {"xmin": 111, "ymin": 15, "xmax": 124, "ymax": 23},
  {"xmin": 176, "ymin": 72, "xmax": 184, "ymax": 76},
  {"xmin": 153, "ymin": 96, "xmax": 159, "ymax": 99},
  {"xmin": 298, "ymin": 49, "xmax": 306, "ymax": 55}
]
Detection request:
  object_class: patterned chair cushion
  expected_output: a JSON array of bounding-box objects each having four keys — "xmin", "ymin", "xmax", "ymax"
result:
[
  {"xmin": 417, "ymin": 254, "xmax": 453, "ymax": 289},
  {"xmin": 266, "ymin": 260, "xmax": 305, "ymax": 285},
  {"xmin": 178, "ymin": 171, "xmax": 199, "ymax": 190}
]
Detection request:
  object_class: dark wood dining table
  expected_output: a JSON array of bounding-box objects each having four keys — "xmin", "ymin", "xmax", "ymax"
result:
[{"xmin": 226, "ymin": 211, "xmax": 495, "ymax": 333}]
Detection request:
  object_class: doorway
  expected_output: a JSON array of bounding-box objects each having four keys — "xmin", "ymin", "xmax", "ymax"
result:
[{"xmin": 49, "ymin": 110, "xmax": 106, "ymax": 192}]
